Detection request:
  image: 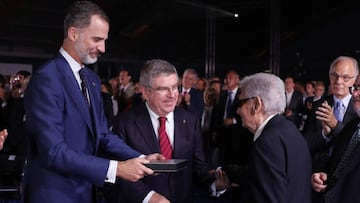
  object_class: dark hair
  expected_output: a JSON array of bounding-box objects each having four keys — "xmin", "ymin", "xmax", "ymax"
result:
[
  {"xmin": 63, "ymin": 0, "xmax": 109, "ymax": 38},
  {"xmin": 16, "ymin": 70, "xmax": 31, "ymax": 78}
]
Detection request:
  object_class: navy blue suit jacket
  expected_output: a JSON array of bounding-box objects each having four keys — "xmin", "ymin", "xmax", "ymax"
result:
[
  {"xmin": 23, "ymin": 54, "xmax": 141, "ymax": 203},
  {"xmin": 248, "ymin": 115, "xmax": 312, "ymax": 203},
  {"xmin": 112, "ymin": 103, "xmax": 209, "ymax": 203}
]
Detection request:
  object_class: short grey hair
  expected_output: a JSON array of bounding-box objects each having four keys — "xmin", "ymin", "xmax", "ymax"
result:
[
  {"xmin": 329, "ymin": 56, "xmax": 359, "ymax": 76},
  {"xmin": 139, "ymin": 59, "xmax": 178, "ymax": 88},
  {"xmin": 183, "ymin": 68, "xmax": 198, "ymax": 79},
  {"xmin": 239, "ymin": 72, "xmax": 285, "ymax": 114}
]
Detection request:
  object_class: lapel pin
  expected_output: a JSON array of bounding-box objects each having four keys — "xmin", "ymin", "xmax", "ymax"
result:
[
  {"xmin": 92, "ymin": 82, "xmax": 96, "ymax": 86},
  {"xmin": 183, "ymin": 119, "xmax": 186, "ymax": 124}
]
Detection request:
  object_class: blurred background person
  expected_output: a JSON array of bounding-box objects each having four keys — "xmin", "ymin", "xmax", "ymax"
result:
[
  {"xmin": 217, "ymin": 70, "xmax": 252, "ymax": 167},
  {"xmin": 178, "ymin": 68, "xmax": 204, "ymax": 120},
  {"xmin": 284, "ymin": 75, "xmax": 304, "ymax": 128},
  {"xmin": 116, "ymin": 69, "xmax": 135, "ymax": 113}
]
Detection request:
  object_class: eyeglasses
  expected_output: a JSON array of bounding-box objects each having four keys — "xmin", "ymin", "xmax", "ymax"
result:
[
  {"xmin": 329, "ymin": 73, "xmax": 356, "ymax": 82},
  {"xmin": 146, "ymin": 85, "xmax": 179, "ymax": 94},
  {"xmin": 349, "ymin": 85, "xmax": 360, "ymax": 94},
  {"xmin": 238, "ymin": 97, "xmax": 256, "ymax": 108}
]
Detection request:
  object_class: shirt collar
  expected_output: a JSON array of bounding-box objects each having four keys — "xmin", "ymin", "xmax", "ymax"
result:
[
  {"xmin": 145, "ymin": 102, "xmax": 174, "ymax": 123},
  {"xmin": 333, "ymin": 94, "xmax": 352, "ymax": 108},
  {"xmin": 253, "ymin": 114, "xmax": 276, "ymax": 141},
  {"xmin": 229, "ymin": 87, "xmax": 238, "ymax": 94}
]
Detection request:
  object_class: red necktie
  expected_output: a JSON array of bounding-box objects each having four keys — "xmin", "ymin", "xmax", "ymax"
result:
[{"xmin": 158, "ymin": 117, "xmax": 172, "ymax": 159}]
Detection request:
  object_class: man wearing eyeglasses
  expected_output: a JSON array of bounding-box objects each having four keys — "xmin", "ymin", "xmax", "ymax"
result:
[
  {"xmin": 311, "ymin": 75, "xmax": 360, "ymax": 203},
  {"xmin": 303, "ymin": 56, "xmax": 359, "ymax": 166},
  {"xmin": 109, "ymin": 59, "xmax": 210, "ymax": 203},
  {"xmin": 212, "ymin": 73, "xmax": 311, "ymax": 203},
  {"xmin": 302, "ymin": 56, "xmax": 359, "ymax": 202}
]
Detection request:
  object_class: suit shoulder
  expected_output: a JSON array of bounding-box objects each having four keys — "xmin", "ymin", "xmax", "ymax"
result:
[{"xmin": 264, "ymin": 115, "xmax": 301, "ymax": 136}]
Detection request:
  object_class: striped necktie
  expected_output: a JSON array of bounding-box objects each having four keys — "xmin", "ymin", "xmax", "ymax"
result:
[{"xmin": 158, "ymin": 117, "xmax": 172, "ymax": 159}]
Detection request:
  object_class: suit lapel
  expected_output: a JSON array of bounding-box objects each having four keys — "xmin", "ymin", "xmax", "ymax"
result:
[
  {"xmin": 343, "ymin": 97, "xmax": 356, "ymax": 123},
  {"xmin": 134, "ymin": 106, "xmax": 161, "ymax": 152},
  {"xmin": 55, "ymin": 56, "xmax": 95, "ymax": 139},
  {"xmin": 173, "ymin": 108, "xmax": 188, "ymax": 157}
]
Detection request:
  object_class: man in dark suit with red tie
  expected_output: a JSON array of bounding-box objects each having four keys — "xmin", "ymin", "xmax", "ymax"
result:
[{"xmin": 111, "ymin": 59, "xmax": 210, "ymax": 203}]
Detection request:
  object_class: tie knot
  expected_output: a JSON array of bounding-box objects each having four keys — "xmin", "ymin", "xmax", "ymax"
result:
[
  {"xmin": 336, "ymin": 101, "xmax": 345, "ymax": 110},
  {"xmin": 79, "ymin": 68, "xmax": 86, "ymax": 79},
  {"xmin": 158, "ymin": 117, "xmax": 167, "ymax": 126}
]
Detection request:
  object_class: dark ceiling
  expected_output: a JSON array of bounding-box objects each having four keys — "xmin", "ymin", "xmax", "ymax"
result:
[{"xmin": 0, "ymin": 0, "xmax": 359, "ymax": 79}]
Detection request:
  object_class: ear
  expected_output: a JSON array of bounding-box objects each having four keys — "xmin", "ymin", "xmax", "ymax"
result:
[
  {"xmin": 141, "ymin": 86, "xmax": 149, "ymax": 100},
  {"xmin": 252, "ymin": 96, "xmax": 262, "ymax": 113},
  {"xmin": 67, "ymin": 27, "xmax": 78, "ymax": 42}
]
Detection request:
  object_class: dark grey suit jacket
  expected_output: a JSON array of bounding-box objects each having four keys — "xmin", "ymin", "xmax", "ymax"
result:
[{"xmin": 112, "ymin": 103, "xmax": 209, "ymax": 203}]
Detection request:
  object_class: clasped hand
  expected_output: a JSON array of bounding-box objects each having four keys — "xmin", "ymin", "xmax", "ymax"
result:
[
  {"xmin": 116, "ymin": 153, "xmax": 165, "ymax": 182},
  {"xmin": 315, "ymin": 101, "xmax": 338, "ymax": 135}
]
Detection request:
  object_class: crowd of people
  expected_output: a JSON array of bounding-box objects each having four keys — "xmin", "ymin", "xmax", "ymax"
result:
[{"xmin": 1, "ymin": 1, "xmax": 360, "ymax": 203}]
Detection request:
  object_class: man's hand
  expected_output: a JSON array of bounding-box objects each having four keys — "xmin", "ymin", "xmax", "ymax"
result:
[
  {"xmin": 149, "ymin": 192, "xmax": 170, "ymax": 203},
  {"xmin": 311, "ymin": 172, "xmax": 328, "ymax": 192},
  {"xmin": 223, "ymin": 118, "xmax": 233, "ymax": 126},
  {"xmin": 183, "ymin": 93, "xmax": 191, "ymax": 105},
  {"xmin": 116, "ymin": 158, "xmax": 153, "ymax": 182},
  {"xmin": 0, "ymin": 129, "xmax": 8, "ymax": 150},
  {"xmin": 144, "ymin": 153, "xmax": 166, "ymax": 161},
  {"xmin": 316, "ymin": 101, "xmax": 338, "ymax": 130},
  {"xmin": 214, "ymin": 168, "xmax": 231, "ymax": 191}
]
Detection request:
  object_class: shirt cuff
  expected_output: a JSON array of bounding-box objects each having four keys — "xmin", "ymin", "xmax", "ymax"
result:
[
  {"xmin": 322, "ymin": 130, "xmax": 331, "ymax": 142},
  {"xmin": 105, "ymin": 160, "xmax": 118, "ymax": 183},
  {"xmin": 210, "ymin": 182, "xmax": 227, "ymax": 197},
  {"xmin": 143, "ymin": 191, "xmax": 155, "ymax": 203},
  {"xmin": 232, "ymin": 118, "xmax": 237, "ymax": 124}
]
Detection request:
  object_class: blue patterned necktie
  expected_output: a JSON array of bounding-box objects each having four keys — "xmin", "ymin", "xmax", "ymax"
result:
[
  {"xmin": 334, "ymin": 101, "xmax": 345, "ymax": 122},
  {"xmin": 79, "ymin": 68, "xmax": 90, "ymax": 106}
]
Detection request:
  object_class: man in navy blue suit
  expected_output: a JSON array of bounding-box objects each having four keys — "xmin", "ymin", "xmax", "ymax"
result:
[
  {"xmin": 213, "ymin": 73, "xmax": 311, "ymax": 203},
  {"xmin": 23, "ymin": 1, "xmax": 162, "ymax": 203},
  {"xmin": 111, "ymin": 59, "xmax": 210, "ymax": 203}
]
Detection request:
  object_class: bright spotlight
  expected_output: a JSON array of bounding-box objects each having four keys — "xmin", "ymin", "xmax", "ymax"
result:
[{"xmin": 234, "ymin": 13, "xmax": 239, "ymax": 18}]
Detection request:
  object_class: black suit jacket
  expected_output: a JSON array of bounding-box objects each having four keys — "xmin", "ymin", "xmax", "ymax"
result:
[
  {"xmin": 248, "ymin": 115, "xmax": 312, "ymax": 203},
  {"xmin": 217, "ymin": 89, "xmax": 253, "ymax": 166},
  {"xmin": 320, "ymin": 118, "xmax": 360, "ymax": 203},
  {"xmin": 302, "ymin": 95, "xmax": 357, "ymax": 171},
  {"xmin": 111, "ymin": 103, "xmax": 209, "ymax": 203},
  {"xmin": 285, "ymin": 90, "xmax": 303, "ymax": 127}
]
